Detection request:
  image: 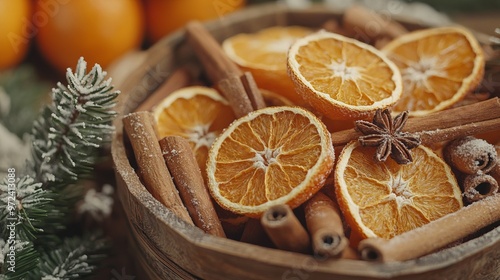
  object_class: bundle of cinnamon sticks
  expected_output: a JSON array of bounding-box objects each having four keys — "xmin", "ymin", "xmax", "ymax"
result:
[{"xmin": 120, "ymin": 5, "xmax": 500, "ymax": 264}]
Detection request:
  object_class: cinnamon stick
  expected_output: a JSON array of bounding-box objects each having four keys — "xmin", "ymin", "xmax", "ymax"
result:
[
  {"xmin": 358, "ymin": 193, "xmax": 500, "ymax": 262},
  {"xmin": 304, "ymin": 192, "xmax": 348, "ymax": 258},
  {"xmin": 217, "ymin": 73, "xmax": 255, "ymax": 118},
  {"xmin": 342, "ymin": 4, "xmax": 408, "ymax": 43},
  {"xmin": 418, "ymin": 118, "xmax": 500, "ymax": 145},
  {"xmin": 185, "ymin": 21, "xmax": 263, "ymax": 116},
  {"xmin": 261, "ymin": 204, "xmax": 310, "ymax": 253},
  {"xmin": 122, "ymin": 112, "xmax": 193, "ymax": 224},
  {"xmin": 186, "ymin": 21, "xmax": 242, "ymax": 82},
  {"xmin": 460, "ymin": 173, "xmax": 499, "ymax": 203},
  {"xmin": 443, "ymin": 136, "xmax": 498, "ymax": 175},
  {"xmin": 135, "ymin": 67, "xmax": 194, "ymax": 112},
  {"xmin": 159, "ymin": 136, "xmax": 226, "ymax": 237},
  {"xmin": 331, "ymin": 98, "xmax": 500, "ymax": 147},
  {"xmin": 240, "ymin": 71, "xmax": 266, "ymax": 110}
]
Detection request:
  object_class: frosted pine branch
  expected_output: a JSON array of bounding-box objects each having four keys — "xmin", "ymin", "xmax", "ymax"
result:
[
  {"xmin": 31, "ymin": 57, "xmax": 120, "ymax": 186},
  {"xmin": 39, "ymin": 233, "xmax": 108, "ymax": 280},
  {"xmin": 0, "ymin": 237, "xmax": 38, "ymax": 279},
  {"xmin": 1, "ymin": 57, "xmax": 119, "ymax": 278},
  {"xmin": 0, "ymin": 175, "xmax": 56, "ymax": 240}
]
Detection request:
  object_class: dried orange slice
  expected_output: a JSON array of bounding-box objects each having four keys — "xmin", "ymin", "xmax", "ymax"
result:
[
  {"xmin": 382, "ymin": 27, "xmax": 485, "ymax": 116},
  {"xmin": 287, "ymin": 30, "xmax": 403, "ymax": 121},
  {"xmin": 222, "ymin": 26, "xmax": 313, "ymax": 105},
  {"xmin": 334, "ymin": 141, "xmax": 463, "ymax": 246},
  {"xmin": 207, "ymin": 106, "xmax": 335, "ymax": 217},
  {"xmin": 152, "ymin": 86, "xmax": 236, "ymax": 179}
]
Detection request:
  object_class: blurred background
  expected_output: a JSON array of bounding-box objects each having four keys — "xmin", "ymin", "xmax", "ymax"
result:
[
  {"xmin": 1, "ymin": 0, "xmax": 498, "ymax": 140},
  {"xmin": 1, "ymin": 0, "xmax": 499, "ymax": 77},
  {"xmin": 0, "ymin": 0, "xmax": 498, "ymax": 278},
  {"xmin": 1, "ymin": 0, "xmax": 499, "ymax": 80}
]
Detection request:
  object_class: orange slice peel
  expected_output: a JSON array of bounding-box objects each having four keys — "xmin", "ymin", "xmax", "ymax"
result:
[
  {"xmin": 382, "ymin": 26, "xmax": 485, "ymax": 116},
  {"xmin": 207, "ymin": 106, "xmax": 335, "ymax": 217},
  {"xmin": 287, "ymin": 30, "xmax": 403, "ymax": 120},
  {"xmin": 334, "ymin": 141, "xmax": 463, "ymax": 246},
  {"xmin": 152, "ymin": 86, "xmax": 236, "ymax": 181}
]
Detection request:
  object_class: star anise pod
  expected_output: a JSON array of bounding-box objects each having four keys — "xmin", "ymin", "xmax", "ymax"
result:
[{"xmin": 355, "ymin": 109, "xmax": 421, "ymax": 164}]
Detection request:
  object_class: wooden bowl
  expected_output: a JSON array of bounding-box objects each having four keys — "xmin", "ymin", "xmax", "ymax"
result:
[{"xmin": 111, "ymin": 4, "xmax": 500, "ymax": 279}]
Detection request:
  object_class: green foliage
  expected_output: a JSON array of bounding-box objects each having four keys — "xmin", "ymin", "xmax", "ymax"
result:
[
  {"xmin": 0, "ymin": 65, "xmax": 51, "ymax": 138},
  {"xmin": 0, "ymin": 57, "xmax": 120, "ymax": 279},
  {"xmin": 36, "ymin": 233, "xmax": 108, "ymax": 280},
  {"xmin": 2, "ymin": 240, "xmax": 39, "ymax": 280},
  {"xmin": 0, "ymin": 176, "xmax": 56, "ymax": 241},
  {"xmin": 31, "ymin": 58, "xmax": 119, "ymax": 188}
]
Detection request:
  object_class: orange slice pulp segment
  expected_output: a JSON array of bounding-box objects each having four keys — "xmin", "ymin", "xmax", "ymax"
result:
[
  {"xmin": 382, "ymin": 26, "xmax": 485, "ymax": 116},
  {"xmin": 287, "ymin": 30, "xmax": 403, "ymax": 120},
  {"xmin": 335, "ymin": 141, "xmax": 463, "ymax": 246},
  {"xmin": 152, "ymin": 86, "xmax": 236, "ymax": 181}
]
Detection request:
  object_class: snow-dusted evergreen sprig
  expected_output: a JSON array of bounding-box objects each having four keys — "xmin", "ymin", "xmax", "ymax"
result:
[
  {"xmin": 0, "ymin": 57, "xmax": 120, "ymax": 279},
  {"xmin": 1, "ymin": 237, "xmax": 38, "ymax": 280},
  {"xmin": 0, "ymin": 175, "xmax": 57, "ymax": 240},
  {"xmin": 32, "ymin": 57, "xmax": 119, "ymax": 186},
  {"xmin": 38, "ymin": 233, "xmax": 108, "ymax": 280}
]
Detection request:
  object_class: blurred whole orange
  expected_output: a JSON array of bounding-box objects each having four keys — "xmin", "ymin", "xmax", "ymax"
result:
[
  {"xmin": 35, "ymin": 0, "xmax": 144, "ymax": 73},
  {"xmin": 145, "ymin": 0, "xmax": 246, "ymax": 43},
  {"xmin": 0, "ymin": 0, "xmax": 32, "ymax": 71}
]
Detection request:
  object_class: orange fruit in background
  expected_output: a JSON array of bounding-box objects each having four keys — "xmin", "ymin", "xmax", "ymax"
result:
[
  {"xmin": 287, "ymin": 30, "xmax": 403, "ymax": 121},
  {"xmin": 152, "ymin": 86, "xmax": 236, "ymax": 181},
  {"xmin": 35, "ymin": 0, "xmax": 144, "ymax": 74},
  {"xmin": 206, "ymin": 106, "xmax": 335, "ymax": 217},
  {"xmin": 222, "ymin": 26, "xmax": 313, "ymax": 106},
  {"xmin": 145, "ymin": 0, "xmax": 246, "ymax": 43},
  {"xmin": 0, "ymin": 0, "xmax": 32, "ymax": 71},
  {"xmin": 334, "ymin": 141, "xmax": 463, "ymax": 246},
  {"xmin": 382, "ymin": 27, "xmax": 485, "ymax": 117}
]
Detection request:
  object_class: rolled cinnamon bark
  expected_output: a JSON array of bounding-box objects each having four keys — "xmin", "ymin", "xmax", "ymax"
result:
[
  {"xmin": 461, "ymin": 173, "xmax": 499, "ymax": 204},
  {"xmin": 443, "ymin": 136, "xmax": 498, "ymax": 175},
  {"xmin": 304, "ymin": 192, "xmax": 348, "ymax": 258},
  {"xmin": 342, "ymin": 4, "xmax": 408, "ymax": 43},
  {"xmin": 240, "ymin": 72, "xmax": 266, "ymax": 110},
  {"xmin": 217, "ymin": 73, "xmax": 255, "ymax": 118},
  {"xmin": 331, "ymin": 98, "xmax": 500, "ymax": 147},
  {"xmin": 122, "ymin": 112, "xmax": 193, "ymax": 225},
  {"xmin": 186, "ymin": 21, "xmax": 262, "ymax": 116},
  {"xmin": 135, "ymin": 67, "xmax": 194, "ymax": 112},
  {"xmin": 160, "ymin": 136, "xmax": 226, "ymax": 237},
  {"xmin": 261, "ymin": 204, "xmax": 310, "ymax": 253},
  {"xmin": 358, "ymin": 193, "xmax": 500, "ymax": 262}
]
